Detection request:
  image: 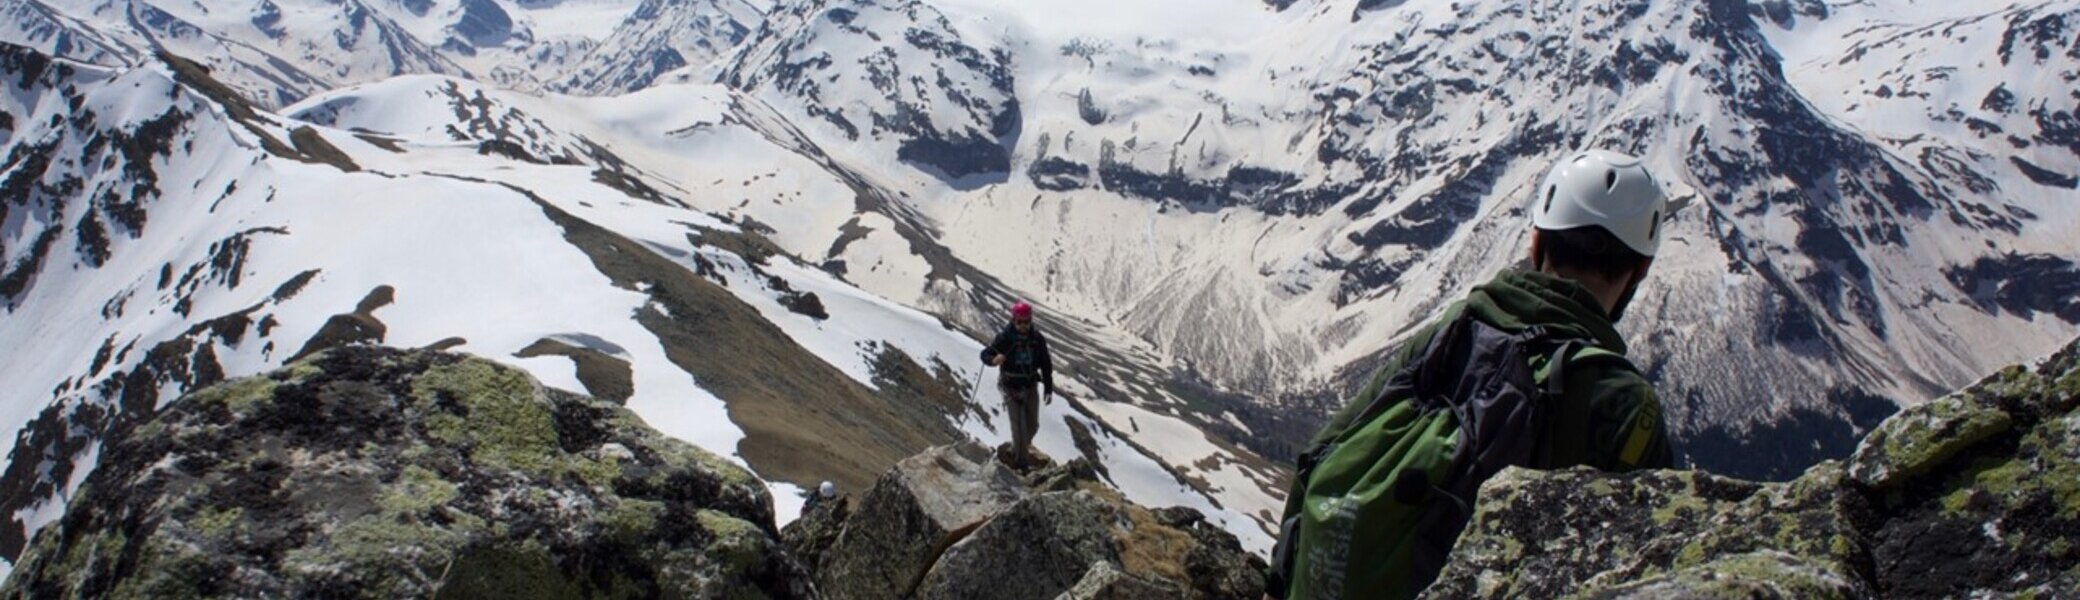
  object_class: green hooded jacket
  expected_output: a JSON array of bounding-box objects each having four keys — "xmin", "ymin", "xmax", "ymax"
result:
[
  {"xmin": 1312, "ymin": 267, "xmax": 1674, "ymax": 476},
  {"xmin": 1265, "ymin": 270, "xmax": 1677, "ymax": 600}
]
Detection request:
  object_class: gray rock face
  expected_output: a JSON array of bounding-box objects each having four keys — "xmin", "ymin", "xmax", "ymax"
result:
[
  {"xmin": 0, "ymin": 343, "xmax": 1260, "ymax": 599},
  {"xmin": 796, "ymin": 443, "xmax": 1267, "ymax": 600},
  {"xmin": 783, "ymin": 494, "xmax": 851, "ymax": 576},
  {"xmin": 723, "ymin": 0, "xmax": 1019, "ymax": 182},
  {"xmin": 1424, "ymin": 336, "xmax": 2080, "ymax": 599},
  {"xmin": 816, "ymin": 441, "xmax": 1028, "ymax": 600},
  {"xmin": 0, "ymin": 346, "xmax": 812, "ymax": 599},
  {"xmin": 449, "ymin": 0, "xmax": 514, "ymax": 47},
  {"xmin": 916, "ymin": 491, "xmax": 1124, "ymax": 600},
  {"xmin": 1054, "ymin": 561, "xmax": 1184, "ymax": 600}
]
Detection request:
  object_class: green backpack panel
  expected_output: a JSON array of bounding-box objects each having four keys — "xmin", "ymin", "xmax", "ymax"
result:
[{"xmin": 1269, "ymin": 315, "xmax": 1616, "ymax": 600}]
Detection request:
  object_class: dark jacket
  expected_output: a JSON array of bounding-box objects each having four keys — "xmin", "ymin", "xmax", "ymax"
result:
[
  {"xmin": 1314, "ymin": 268, "xmax": 1674, "ymax": 472},
  {"xmin": 982, "ymin": 324, "xmax": 1054, "ymax": 390}
]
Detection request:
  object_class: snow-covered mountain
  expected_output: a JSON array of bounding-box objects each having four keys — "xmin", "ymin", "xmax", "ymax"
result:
[
  {"xmin": 0, "ymin": 45, "xmax": 1268, "ymax": 577},
  {"xmin": 3, "ymin": 0, "xmax": 2077, "ymax": 571},
  {"xmin": 556, "ymin": 0, "xmax": 766, "ymax": 95},
  {"xmin": 689, "ymin": 0, "xmax": 2079, "ymax": 481},
  {"xmin": 0, "ymin": 0, "xmax": 769, "ymax": 105}
]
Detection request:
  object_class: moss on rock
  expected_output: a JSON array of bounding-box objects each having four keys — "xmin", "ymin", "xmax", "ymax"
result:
[
  {"xmin": 1428, "ymin": 336, "xmax": 2080, "ymax": 599},
  {"xmin": 187, "ymin": 376, "xmax": 277, "ymax": 414},
  {"xmin": 0, "ymin": 346, "xmax": 810, "ymax": 600},
  {"xmin": 1849, "ymin": 392, "xmax": 2014, "ymax": 490},
  {"xmin": 411, "ymin": 359, "xmax": 560, "ymax": 477},
  {"xmin": 431, "ymin": 540, "xmax": 582, "ymax": 600},
  {"xmin": 377, "ymin": 465, "xmax": 460, "ymax": 516},
  {"xmin": 1576, "ymin": 550, "xmax": 1862, "ymax": 600},
  {"xmin": 602, "ymin": 498, "xmax": 663, "ymax": 540}
]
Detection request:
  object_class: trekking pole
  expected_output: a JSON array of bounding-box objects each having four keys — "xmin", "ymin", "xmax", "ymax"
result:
[{"xmin": 967, "ymin": 364, "xmax": 988, "ymax": 407}]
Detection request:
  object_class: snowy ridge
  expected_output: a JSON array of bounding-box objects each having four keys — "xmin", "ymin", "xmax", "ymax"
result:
[
  {"xmin": 723, "ymin": 0, "xmax": 1021, "ymax": 182},
  {"xmin": 0, "ymin": 0, "xmax": 140, "ymax": 67},
  {"xmin": 553, "ymin": 0, "xmax": 764, "ymax": 95},
  {"xmin": 0, "ymin": 0, "xmax": 772, "ymax": 105},
  {"xmin": 0, "ymin": 0, "xmax": 334, "ymax": 107},
  {"xmin": 0, "ymin": 49, "xmax": 1269, "ymax": 576}
]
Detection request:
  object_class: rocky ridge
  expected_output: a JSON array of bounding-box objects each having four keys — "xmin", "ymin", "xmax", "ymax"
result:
[
  {"xmin": 0, "ymin": 345, "xmax": 1266, "ymax": 598},
  {"xmin": 0, "ymin": 345, "xmax": 812, "ymax": 598},
  {"xmin": 784, "ymin": 442, "xmax": 1266, "ymax": 600},
  {"xmin": 1425, "ymin": 335, "xmax": 2080, "ymax": 599}
]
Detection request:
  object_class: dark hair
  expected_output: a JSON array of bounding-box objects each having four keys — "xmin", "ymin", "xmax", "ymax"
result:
[{"xmin": 1535, "ymin": 225, "xmax": 1648, "ymax": 281}]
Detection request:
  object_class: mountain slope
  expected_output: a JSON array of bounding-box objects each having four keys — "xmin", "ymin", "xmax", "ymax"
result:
[
  {"xmin": 0, "ymin": 44, "xmax": 1269, "ymax": 577},
  {"xmin": 554, "ymin": 0, "xmax": 765, "ymax": 95},
  {"xmin": 722, "ymin": 0, "xmax": 1020, "ymax": 182},
  {"xmin": 0, "ymin": 0, "xmax": 772, "ymax": 106},
  {"xmin": 5, "ymin": 0, "xmax": 2078, "ymax": 565},
  {"xmin": 703, "ymin": 0, "xmax": 2080, "ymax": 482}
]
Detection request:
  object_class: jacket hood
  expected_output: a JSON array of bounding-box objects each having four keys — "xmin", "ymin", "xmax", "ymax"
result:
[{"xmin": 1460, "ymin": 269, "xmax": 1628, "ymax": 354}]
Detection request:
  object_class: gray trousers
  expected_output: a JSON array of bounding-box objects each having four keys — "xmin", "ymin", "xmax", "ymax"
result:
[{"xmin": 1001, "ymin": 380, "xmax": 1040, "ymax": 464}]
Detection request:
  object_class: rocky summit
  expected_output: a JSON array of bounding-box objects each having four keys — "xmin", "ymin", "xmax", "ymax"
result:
[
  {"xmin": 0, "ymin": 344, "xmax": 1266, "ymax": 599},
  {"xmin": 1426, "ymin": 336, "xmax": 2080, "ymax": 599},
  {"xmin": 785, "ymin": 442, "xmax": 1267, "ymax": 600},
  {"xmin": 0, "ymin": 346, "xmax": 811, "ymax": 599}
]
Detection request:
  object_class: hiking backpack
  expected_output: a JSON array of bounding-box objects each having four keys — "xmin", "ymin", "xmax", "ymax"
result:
[{"xmin": 1267, "ymin": 314, "xmax": 1628, "ymax": 600}]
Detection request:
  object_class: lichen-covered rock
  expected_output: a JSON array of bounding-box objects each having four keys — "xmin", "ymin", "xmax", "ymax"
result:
[
  {"xmin": 815, "ymin": 441, "xmax": 1027, "ymax": 600},
  {"xmin": 793, "ymin": 442, "xmax": 1266, "ymax": 600},
  {"xmin": 0, "ymin": 346, "xmax": 812, "ymax": 599},
  {"xmin": 1426, "ymin": 337, "xmax": 2080, "ymax": 599},
  {"xmin": 1582, "ymin": 550, "xmax": 1864, "ymax": 600},
  {"xmin": 1424, "ymin": 467, "xmax": 1773, "ymax": 599},
  {"xmin": 1054, "ymin": 560, "xmax": 1184, "ymax": 600},
  {"xmin": 1848, "ymin": 392, "xmax": 2014, "ymax": 490},
  {"xmin": 782, "ymin": 495, "xmax": 852, "ymax": 578},
  {"xmin": 1865, "ymin": 361, "xmax": 2080, "ymax": 598}
]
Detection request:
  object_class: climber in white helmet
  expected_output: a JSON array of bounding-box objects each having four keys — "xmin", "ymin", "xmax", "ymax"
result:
[
  {"xmin": 801, "ymin": 480, "xmax": 839, "ymax": 517},
  {"xmin": 1266, "ymin": 149, "xmax": 1683, "ymax": 600}
]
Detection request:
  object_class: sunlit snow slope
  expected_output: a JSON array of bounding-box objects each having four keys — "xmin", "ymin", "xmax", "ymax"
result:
[
  {"xmin": 3, "ymin": 0, "xmax": 2077, "ymax": 569},
  {"xmin": 0, "ymin": 47, "xmax": 1269, "ymax": 577}
]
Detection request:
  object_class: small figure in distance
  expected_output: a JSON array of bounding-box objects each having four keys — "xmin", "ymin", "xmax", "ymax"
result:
[{"xmin": 981, "ymin": 300, "xmax": 1055, "ymax": 469}]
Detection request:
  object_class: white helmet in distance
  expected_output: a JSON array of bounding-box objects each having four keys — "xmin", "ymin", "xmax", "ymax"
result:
[
  {"xmin": 818, "ymin": 481, "xmax": 837, "ymax": 499},
  {"xmin": 1531, "ymin": 150, "xmax": 1676, "ymax": 257}
]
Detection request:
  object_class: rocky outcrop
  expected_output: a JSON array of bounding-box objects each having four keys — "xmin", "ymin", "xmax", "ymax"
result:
[
  {"xmin": 0, "ymin": 340, "xmax": 1263, "ymax": 599},
  {"xmin": 790, "ymin": 442, "xmax": 1267, "ymax": 600},
  {"xmin": 0, "ymin": 346, "xmax": 811, "ymax": 599},
  {"xmin": 1425, "ymin": 337, "xmax": 2080, "ymax": 599},
  {"xmin": 815, "ymin": 442, "xmax": 1027, "ymax": 599}
]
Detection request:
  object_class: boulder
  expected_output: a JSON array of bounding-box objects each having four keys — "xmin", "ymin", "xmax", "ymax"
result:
[
  {"xmin": 815, "ymin": 441, "xmax": 1027, "ymax": 600},
  {"xmin": 0, "ymin": 346, "xmax": 811, "ymax": 599},
  {"xmin": 915, "ymin": 490, "xmax": 1124, "ymax": 600},
  {"xmin": 1054, "ymin": 560, "xmax": 1185, "ymax": 600},
  {"xmin": 1424, "ymin": 336, "xmax": 2080, "ymax": 599},
  {"xmin": 799, "ymin": 441, "xmax": 1266, "ymax": 600},
  {"xmin": 1584, "ymin": 550, "xmax": 1864, "ymax": 599},
  {"xmin": 782, "ymin": 495, "xmax": 851, "ymax": 576}
]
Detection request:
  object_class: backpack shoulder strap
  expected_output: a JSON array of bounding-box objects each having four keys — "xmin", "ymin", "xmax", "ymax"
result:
[
  {"xmin": 1563, "ymin": 344, "xmax": 1636, "ymax": 379},
  {"xmin": 1510, "ymin": 327, "xmax": 1636, "ymax": 396},
  {"xmin": 1348, "ymin": 314, "xmax": 1481, "ymax": 426},
  {"xmin": 1569, "ymin": 345, "xmax": 1632, "ymax": 368}
]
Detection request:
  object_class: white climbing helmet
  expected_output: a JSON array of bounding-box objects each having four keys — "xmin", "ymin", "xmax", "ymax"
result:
[
  {"xmin": 1531, "ymin": 149, "xmax": 1678, "ymax": 257},
  {"xmin": 819, "ymin": 481, "xmax": 837, "ymax": 499}
]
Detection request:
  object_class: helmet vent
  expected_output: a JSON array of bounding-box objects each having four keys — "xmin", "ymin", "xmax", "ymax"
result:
[
  {"xmin": 1544, "ymin": 185, "xmax": 1556, "ymax": 214},
  {"xmin": 1648, "ymin": 215, "xmax": 1660, "ymax": 241},
  {"xmin": 1604, "ymin": 170, "xmax": 1618, "ymax": 191}
]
